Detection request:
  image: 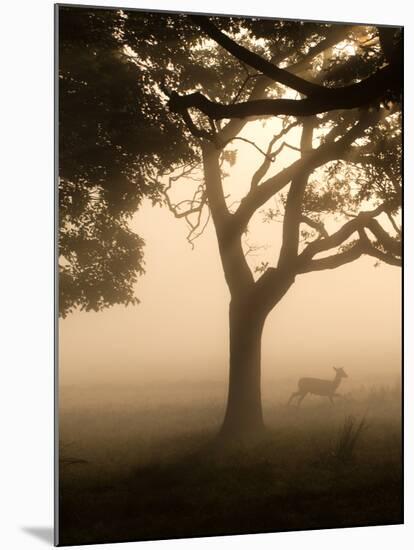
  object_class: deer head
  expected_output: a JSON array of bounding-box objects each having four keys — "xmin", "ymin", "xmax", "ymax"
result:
[{"xmin": 333, "ymin": 366, "xmax": 348, "ymax": 379}]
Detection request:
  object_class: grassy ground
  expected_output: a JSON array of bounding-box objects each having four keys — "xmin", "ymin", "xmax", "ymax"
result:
[{"xmin": 58, "ymin": 380, "xmax": 402, "ymax": 546}]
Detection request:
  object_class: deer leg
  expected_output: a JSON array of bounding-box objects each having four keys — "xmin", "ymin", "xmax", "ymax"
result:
[
  {"xmin": 288, "ymin": 391, "xmax": 301, "ymax": 406},
  {"xmin": 297, "ymin": 392, "xmax": 307, "ymax": 407}
]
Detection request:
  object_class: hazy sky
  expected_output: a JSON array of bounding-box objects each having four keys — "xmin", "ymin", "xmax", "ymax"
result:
[{"xmin": 60, "ymin": 118, "xmax": 401, "ymax": 387}]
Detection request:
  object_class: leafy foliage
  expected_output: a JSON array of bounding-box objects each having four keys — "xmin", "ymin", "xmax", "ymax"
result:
[
  {"xmin": 59, "ymin": 179, "xmax": 144, "ymax": 317},
  {"xmin": 59, "ymin": 7, "xmax": 196, "ymax": 315},
  {"xmin": 58, "ymin": 6, "xmax": 402, "ymax": 316}
]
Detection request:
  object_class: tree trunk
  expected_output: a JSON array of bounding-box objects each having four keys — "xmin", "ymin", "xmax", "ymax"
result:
[{"xmin": 218, "ymin": 299, "xmax": 266, "ymax": 441}]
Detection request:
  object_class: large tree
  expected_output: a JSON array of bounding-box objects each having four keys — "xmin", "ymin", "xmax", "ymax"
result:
[{"xmin": 58, "ymin": 6, "xmax": 402, "ymax": 441}]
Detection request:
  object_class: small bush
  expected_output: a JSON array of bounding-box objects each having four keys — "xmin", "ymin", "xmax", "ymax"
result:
[{"xmin": 333, "ymin": 415, "xmax": 368, "ymax": 463}]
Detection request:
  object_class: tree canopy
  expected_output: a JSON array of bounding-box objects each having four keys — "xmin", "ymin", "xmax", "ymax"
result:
[{"xmin": 58, "ymin": 6, "xmax": 402, "ymax": 317}]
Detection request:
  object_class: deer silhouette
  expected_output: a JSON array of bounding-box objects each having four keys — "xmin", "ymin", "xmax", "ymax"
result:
[{"xmin": 288, "ymin": 367, "xmax": 348, "ymax": 406}]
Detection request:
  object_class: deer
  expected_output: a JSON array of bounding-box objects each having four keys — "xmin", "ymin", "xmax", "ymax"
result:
[{"xmin": 288, "ymin": 367, "xmax": 348, "ymax": 407}]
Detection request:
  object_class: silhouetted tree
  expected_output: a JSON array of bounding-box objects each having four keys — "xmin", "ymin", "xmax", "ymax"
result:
[
  {"xmin": 59, "ymin": 8, "xmax": 196, "ymax": 314},
  {"xmin": 58, "ymin": 6, "xmax": 402, "ymax": 440}
]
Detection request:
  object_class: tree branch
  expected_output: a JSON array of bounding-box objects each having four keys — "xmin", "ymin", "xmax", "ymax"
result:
[
  {"xmin": 186, "ymin": 202, "xmax": 211, "ymax": 248},
  {"xmin": 286, "ymin": 25, "xmax": 354, "ymax": 75},
  {"xmin": 363, "ymin": 245, "xmax": 402, "ymax": 266},
  {"xmin": 365, "ymin": 217, "xmax": 401, "ymax": 255},
  {"xmin": 278, "ymin": 117, "xmax": 315, "ymax": 267},
  {"xmin": 231, "ymin": 72, "xmax": 262, "ymax": 104},
  {"xmin": 386, "ymin": 211, "xmax": 401, "ymax": 235},
  {"xmin": 298, "ymin": 238, "xmax": 401, "ymax": 272},
  {"xmin": 168, "ymin": 62, "xmax": 401, "ymax": 121},
  {"xmin": 250, "ymin": 135, "xmax": 279, "ymax": 190},
  {"xmin": 190, "ymin": 15, "xmax": 326, "ymax": 97},
  {"xmin": 249, "ymin": 120, "xmax": 301, "ymax": 189},
  {"xmin": 297, "ymin": 242, "xmax": 365, "ymax": 273},
  {"xmin": 300, "ymin": 215, "xmax": 329, "ymax": 239},
  {"xmin": 177, "ymin": 24, "xmax": 359, "ymax": 147},
  {"xmin": 160, "ymin": 164, "xmax": 210, "ymax": 248},
  {"xmin": 299, "ymin": 203, "xmax": 387, "ymax": 261},
  {"xmin": 233, "ymin": 109, "xmax": 383, "ymax": 229},
  {"xmin": 297, "ymin": 202, "xmax": 401, "ymax": 273},
  {"xmin": 168, "ymin": 92, "xmax": 215, "ymax": 140},
  {"xmin": 228, "ymin": 136, "xmax": 274, "ymax": 160},
  {"xmin": 202, "ymin": 142, "xmax": 254, "ymax": 294}
]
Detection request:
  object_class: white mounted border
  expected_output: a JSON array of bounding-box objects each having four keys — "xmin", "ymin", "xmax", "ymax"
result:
[{"xmin": 1, "ymin": 1, "xmax": 411, "ymax": 549}]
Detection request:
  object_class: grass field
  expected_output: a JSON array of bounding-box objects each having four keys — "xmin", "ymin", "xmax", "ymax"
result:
[{"xmin": 58, "ymin": 377, "xmax": 402, "ymax": 546}]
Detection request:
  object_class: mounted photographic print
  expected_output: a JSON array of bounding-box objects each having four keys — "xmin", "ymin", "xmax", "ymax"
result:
[{"xmin": 55, "ymin": 3, "xmax": 403, "ymax": 546}]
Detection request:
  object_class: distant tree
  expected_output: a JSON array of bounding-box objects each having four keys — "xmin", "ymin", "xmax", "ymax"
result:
[{"xmin": 58, "ymin": 7, "xmax": 402, "ymax": 441}]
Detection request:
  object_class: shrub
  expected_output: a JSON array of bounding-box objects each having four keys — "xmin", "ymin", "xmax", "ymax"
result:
[{"xmin": 332, "ymin": 415, "xmax": 368, "ymax": 463}]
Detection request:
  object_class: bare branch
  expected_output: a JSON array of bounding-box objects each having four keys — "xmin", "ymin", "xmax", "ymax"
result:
[
  {"xmin": 297, "ymin": 242, "xmax": 365, "ymax": 273},
  {"xmin": 250, "ymin": 135, "xmax": 279, "ymax": 190},
  {"xmin": 231, "ymin": 72, "xmax": 262, "ymax": 104},
  {"xmin": 242, "ymin": 236, "xmax": 269, "ymax": 258},
  {"xmin": 229, "ymin": 136, "xmax": 274, "ymax": 160},
  {"xmin": 299, "ymin": 203, "xmax": 388, "ymax": 260},
  {"xmin": 186, "ymin": 203, "xmax": 211, "ymax": 249},
  {"xmin": 278, "ymin": 117, "xmax": 315, "ymax": 267},
  {"xmin": 233, "ymin": 109, "xmax": 383, "ymax": 229},
  {"xmin": 160, "ymin": 163, "xmax": 210, "ymax": 247},
  {"xmin": 297, "ymin": 237, "xmax": 401, "ymax": 273},
  {"xmin": 243, "ymin": 120, "xmax": 300, "ymax": 190},
  {"xmin": 297, "ymin": 202, "xmax": 401, "ymax": 274}
]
